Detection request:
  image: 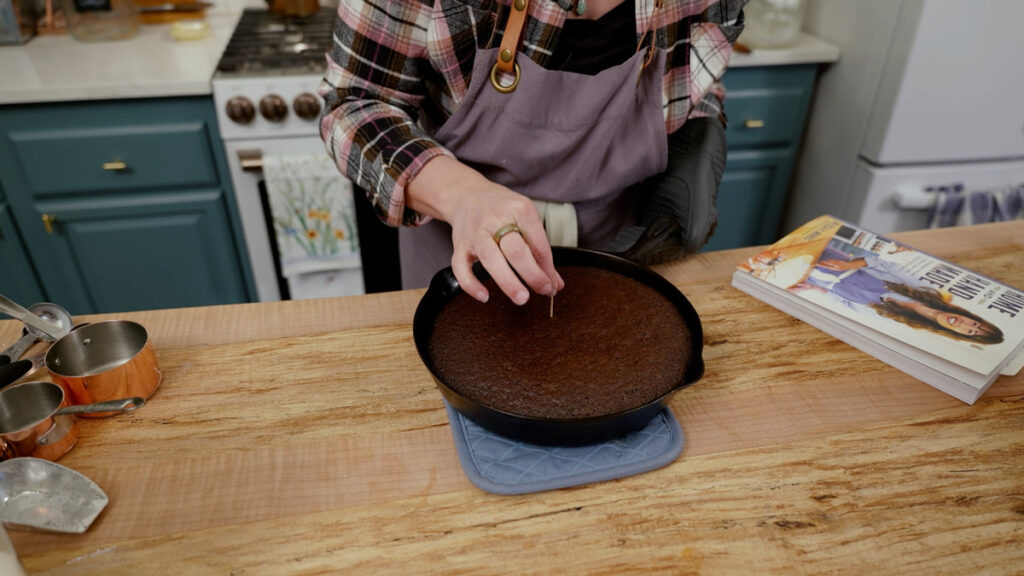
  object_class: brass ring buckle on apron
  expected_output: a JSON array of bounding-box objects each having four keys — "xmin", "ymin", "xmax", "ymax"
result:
[
  {"xmin": 490, "ymin": 0, "xmax": 530, "ymax": 93},
  {"xmin": 490, "ymin": 60, "xmax": 521, "ymax": 94}
]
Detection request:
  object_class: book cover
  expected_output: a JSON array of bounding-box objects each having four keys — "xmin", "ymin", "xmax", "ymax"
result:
[{"xmin": 731, "ymin": 215, "xmax": 1024, "ymax": 399}]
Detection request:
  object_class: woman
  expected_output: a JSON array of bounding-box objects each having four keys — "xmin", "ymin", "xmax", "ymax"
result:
[
  {"xmin": 794, "ymin": 251, "xmax": 1004, "ymax": 345},
  {"xmin": 319, "ymin": 0, "xmax": 747, "ymax": 304}
]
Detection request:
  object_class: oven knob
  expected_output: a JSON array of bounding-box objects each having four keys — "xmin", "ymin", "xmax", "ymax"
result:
[
  {"xmin": 293, "ymin": 93, "xmax": 321, "ymax": 121},
  {"xmin": 226, "ymin": 96, "xmax": 255, "ymax": 124},
  {"xmin": 259, "ymin": 94, "xmax": 288, "ymax": 123}
]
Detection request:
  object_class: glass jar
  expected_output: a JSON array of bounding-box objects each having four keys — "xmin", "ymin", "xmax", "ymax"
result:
[
  {"xmin": 741, "ymin": 0, "xmax": 806, "ymax": 49},
  {"xmin": 62, "ymin": 0, "xmax": 139, "ymax": 42}
]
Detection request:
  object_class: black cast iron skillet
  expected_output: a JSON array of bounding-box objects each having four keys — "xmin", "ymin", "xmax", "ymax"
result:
[{"xmin": 413, "ymin": 246, "xmax": 705, "ymax": 446}]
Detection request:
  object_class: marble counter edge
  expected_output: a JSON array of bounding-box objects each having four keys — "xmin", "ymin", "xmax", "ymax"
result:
[
  {"xmin": 729, "ymin": 32, "xmax": 840, "ymax": 68},
  {"xmin": 0, "ymin": 80, "xmax": 219, "ymax": 104}
]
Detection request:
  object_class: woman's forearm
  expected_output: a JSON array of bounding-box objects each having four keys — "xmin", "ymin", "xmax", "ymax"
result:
[{"xmin": 406, "ymin": 155, "xmax": 488, "ymax": 222}]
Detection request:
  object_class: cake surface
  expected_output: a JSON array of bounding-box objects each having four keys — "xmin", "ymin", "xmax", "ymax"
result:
[{"xmin": 428, "ymin": 265, "xmax": 691, "ymax": 419}]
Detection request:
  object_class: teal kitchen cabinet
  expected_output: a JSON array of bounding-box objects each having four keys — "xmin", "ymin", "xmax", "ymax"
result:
[
  {"xmin": 703, "ymin": 64, "xmax": 817, "ymax": 251},
  {"xmin": 29, "ymin": 191, "xmax": 249, "ymax": 314},
  {"xmin": 0, "ymin": 201, "xmax": 46, "ymax": 306},
  {"xmin": 0, "ymin": 97, "xmax": 254, "ymax": 314},
  {"xmin": 702, "ymin": 148, "xmax": 795, "ymax": 252}
]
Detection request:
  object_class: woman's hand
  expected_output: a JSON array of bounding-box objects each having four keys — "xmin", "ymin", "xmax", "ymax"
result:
[{"xmin": 407, "ymin": 156, "xmax": 564, "ymax": 304}]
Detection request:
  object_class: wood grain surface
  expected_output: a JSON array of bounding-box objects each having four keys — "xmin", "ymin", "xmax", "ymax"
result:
[{"xmin": 2, "ymin": 221, "xmax": 1023, "ymax": 575}]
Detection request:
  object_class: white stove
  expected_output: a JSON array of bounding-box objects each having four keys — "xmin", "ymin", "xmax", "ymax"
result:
[
  {"xmin": 211, "ymin": 8, "xmax": 398, "ymax": 302},
  {"xmin": 213, "ymin": 8, "xmax": 334, "ymax": 145}
]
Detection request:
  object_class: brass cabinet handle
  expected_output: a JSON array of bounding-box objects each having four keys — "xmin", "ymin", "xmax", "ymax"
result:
[
  {"xmin": 103, "ymin": 161, "xmax": 128, "ymax": 171},
  {"xmin": 41, "ymin": 213, "xmax": 57, "ymax": 234},
  {"xmin": 744, "ymin": 119, "xmax": 765, "ymax": 129}
]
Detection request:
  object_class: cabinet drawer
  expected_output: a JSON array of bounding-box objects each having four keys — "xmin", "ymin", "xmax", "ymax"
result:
[
  {"xmin": 9, "ymin": 122, "xmax": 218, "ymax": 196},
  {"xmin": 723, "ymin": 90, "xmax": 806, "ymax": 148},
  {"xmin": 720, "ymin": 65, "xmax": 816, "ymax": 149}
]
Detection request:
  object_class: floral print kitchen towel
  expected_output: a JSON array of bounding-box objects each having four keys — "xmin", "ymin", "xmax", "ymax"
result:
[{"xmin": 263, "ymin": 154, "xmax": 362, "ymax": 278}]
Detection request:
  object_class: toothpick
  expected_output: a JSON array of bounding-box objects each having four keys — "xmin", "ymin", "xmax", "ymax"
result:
[{"xmin": 550, "ymin": 294, "xmax": 554, "ymax": 318}]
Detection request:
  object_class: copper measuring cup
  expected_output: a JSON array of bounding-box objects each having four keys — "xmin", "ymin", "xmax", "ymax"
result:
[
  {"xmin": 0, "ymin": 381, "xmax": 144, "ymax": 462},
  {"xmin": 45, "ymin": 320, "xmax": 161, "ymax": 416}
]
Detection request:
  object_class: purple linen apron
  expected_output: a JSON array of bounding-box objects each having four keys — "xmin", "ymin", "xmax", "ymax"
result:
[{"xmin": 399, "ymin": 44, "xmax": 668, "ymax": 288}]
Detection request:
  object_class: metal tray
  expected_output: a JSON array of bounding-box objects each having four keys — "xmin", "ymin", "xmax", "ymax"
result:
[{"xmin": 0, "ymin": 458, "xmax": 108, "ymax": 533}]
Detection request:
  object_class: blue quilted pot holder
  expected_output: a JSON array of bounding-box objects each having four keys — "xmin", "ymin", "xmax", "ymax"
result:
[{"xmin": 443, "ymin": 400, "xmax": 685, "ymax": 495}]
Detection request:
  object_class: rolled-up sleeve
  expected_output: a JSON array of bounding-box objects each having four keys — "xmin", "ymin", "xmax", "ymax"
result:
[
  {"xmin": 319, "ymin": 0, "xmax": 454, "ymax": 227},
  {"xmin": 686, "ymin": 0, "xmax": 746, "ymax": 122}
]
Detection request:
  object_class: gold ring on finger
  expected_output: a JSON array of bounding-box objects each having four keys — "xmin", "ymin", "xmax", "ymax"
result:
[{"xmin": 493, "ymin": 223, "xmax": 522, "ymax": 244}]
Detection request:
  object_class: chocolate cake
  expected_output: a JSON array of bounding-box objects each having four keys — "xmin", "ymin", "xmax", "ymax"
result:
[{"xmin": 428, "ymin": 265, "xmax": 692, "ymax": 419}]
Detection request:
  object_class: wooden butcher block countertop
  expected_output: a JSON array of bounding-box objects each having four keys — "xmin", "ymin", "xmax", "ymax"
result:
[{"xmin": 4, "ymin": 221, "xmax": 1023, "ymax": 575}]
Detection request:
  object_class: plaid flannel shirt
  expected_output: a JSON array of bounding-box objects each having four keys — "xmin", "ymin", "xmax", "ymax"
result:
[{"xmin": 319, "ymin": 0, "xmax": 746, "ymax": 227}]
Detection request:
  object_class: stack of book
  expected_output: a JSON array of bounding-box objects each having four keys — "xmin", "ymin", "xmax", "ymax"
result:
[{"xmin": 731, "ymin": 215, "xmax": 1024, "ymax": 404}]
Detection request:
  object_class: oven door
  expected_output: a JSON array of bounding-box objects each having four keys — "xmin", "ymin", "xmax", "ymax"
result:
[{"xmin": 223, "ymin": 138, "xmax": 395, "ymax": 301}]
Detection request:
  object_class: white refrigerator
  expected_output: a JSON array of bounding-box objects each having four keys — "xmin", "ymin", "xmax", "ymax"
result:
[{"xmin": 783, "ymin": 0, "xmax": 1024, "ymax": 234}]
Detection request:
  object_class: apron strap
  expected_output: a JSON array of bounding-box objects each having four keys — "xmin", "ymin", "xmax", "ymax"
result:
[
  {"xmin": 492, "ymin": 0, "xmax": 531, "ymax": 93},
  {"xmin": 636, "ymin": 0, "xmax": 664, "ymax": 78}
]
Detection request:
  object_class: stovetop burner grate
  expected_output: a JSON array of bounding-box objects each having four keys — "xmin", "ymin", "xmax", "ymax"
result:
[{"xmin": 216, "ymin": 8, "xmax": 336, "ymax": 76}]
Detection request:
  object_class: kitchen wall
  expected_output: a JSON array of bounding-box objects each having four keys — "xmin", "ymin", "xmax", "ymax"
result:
[{"xmin": 781, "ymin": 0, "xmax": 905, "ymax": 231}]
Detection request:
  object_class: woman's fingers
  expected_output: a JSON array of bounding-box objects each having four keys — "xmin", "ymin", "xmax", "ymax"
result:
[
  {"xmin": 451, "ymin": 222, "xmax": 559, "ymax": 305},
  {"xmin": 450, "ymin": 226, "xmax": 538, "ymax": 305},
  {"xmin": 476, "ymin": 237, "xmax": 531, "ymax": 305},
  {"xmin": 515, "ymin": 215, "xmax": 564, "ymax": 292},
  {"xmin": 441, "ymin": 178, "xmax": 565, "ymax": 305},
  {"xmin": 452, "ymin": 251, "xmax": 489, "ymax": 303},
  {"xmin": 498, "ymin": 232, "xmax": 554, "ymax": 298},
  {"xmin": 405, "ymin": 157, "xmax": 566, "ymax": 303}
]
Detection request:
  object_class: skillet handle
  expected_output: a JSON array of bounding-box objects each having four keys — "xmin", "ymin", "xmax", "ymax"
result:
[{"xmin": 427, "ymin": 267, "xmax": 463, "ymax": 298}]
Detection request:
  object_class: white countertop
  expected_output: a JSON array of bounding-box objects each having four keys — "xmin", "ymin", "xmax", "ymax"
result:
[
  {"xmin": 729, "ymin": 32, "xmax": 840, "ymax": 68},
  {"xmin": 0, "ymin": 14, "xmax": 238, "ymax": 105},
  {"xmin": 0, "ymin": 19, "xmax": 839, "ymax": 106}
]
